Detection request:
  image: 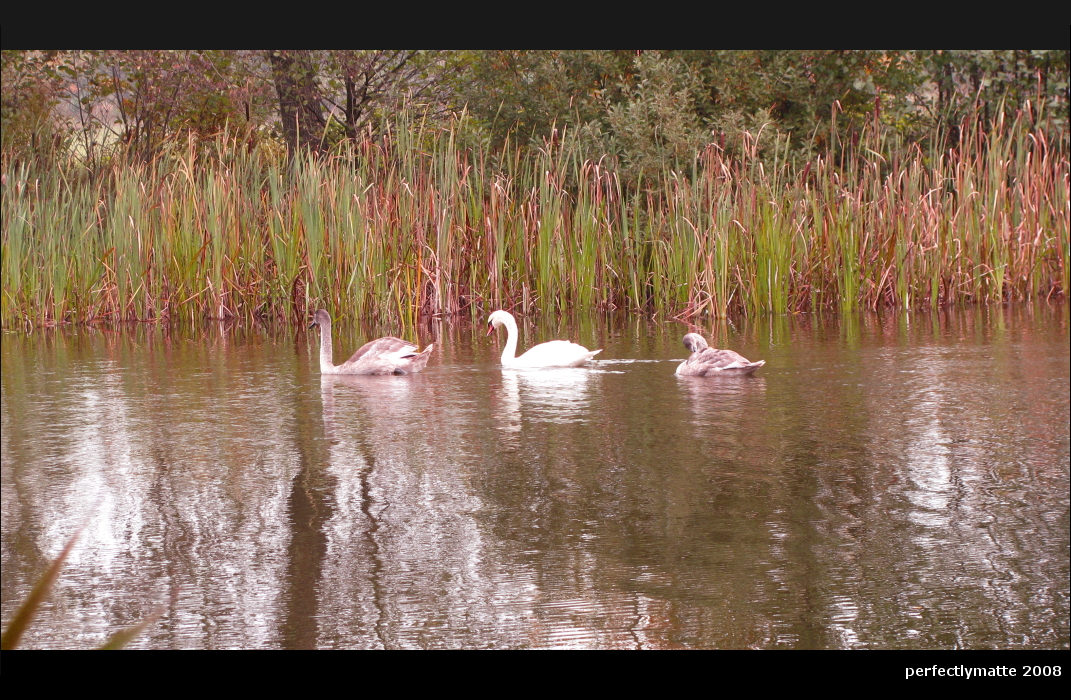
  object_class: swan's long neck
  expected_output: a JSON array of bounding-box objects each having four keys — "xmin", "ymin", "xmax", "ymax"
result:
[
  {"xmin": 500, "ymin": 314, "xmax": 519, "ymax": 365},
  {"xmin": 318, "ymin": 319, "xmax": 336, "ymax": 373}
]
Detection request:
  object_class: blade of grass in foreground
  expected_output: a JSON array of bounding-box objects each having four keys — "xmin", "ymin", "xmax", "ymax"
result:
[
  {"xmin": 0, "ymin": 525, "xmax": 84, "ymax": 650},
  {"xmin": 1, "ymin": 522, "xmax": 167, "ymax": 650},
  {"xmin": 98, "ymin": 602, "xmax": 170, "ymax": 650}
]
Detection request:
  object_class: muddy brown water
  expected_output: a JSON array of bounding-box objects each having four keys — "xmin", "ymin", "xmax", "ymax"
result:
[{"xmin": 2, "ymin": 304, "xmax": 1067, "ymax": 648}]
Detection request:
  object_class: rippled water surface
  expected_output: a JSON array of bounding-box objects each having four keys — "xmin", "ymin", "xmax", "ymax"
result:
[{"xmin": 2, "ymin": 304, "xmax": 1068, "ymax": 649}]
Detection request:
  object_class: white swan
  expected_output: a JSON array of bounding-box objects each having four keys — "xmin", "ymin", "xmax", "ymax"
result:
[
  {"xmin": 487, "ymin": 310, "xmax": 602, "ymax": 368},
  {"xmin": 309, "ymin": 309, "xmax": 434, "ymax": 375},
  {"xmin": 675, "ymin": 333, "xmax": 765, "ymax": 376}
]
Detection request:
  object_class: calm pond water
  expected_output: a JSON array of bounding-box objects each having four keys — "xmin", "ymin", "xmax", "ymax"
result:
[{"xmin": 2, "ymin": 304, "xmax": 1068, "ymax": 649}]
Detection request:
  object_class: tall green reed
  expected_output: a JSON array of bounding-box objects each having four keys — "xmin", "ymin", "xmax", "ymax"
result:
[{"xmin": 2, "ymin": 108, "xmax": 1066, "ymax": 330}]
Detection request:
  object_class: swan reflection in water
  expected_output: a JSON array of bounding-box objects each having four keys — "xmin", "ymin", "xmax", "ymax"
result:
[
  {"xmin": 320, "ymin": 373, "xmax": 430, "ymax": 444},
  {"xmin": 677, "ymin": 373, "xmax": 767, "ymax": 452},
  {"xmin": 316, "ymin": 372, "xmax": 501, "ymax": 647},
  {"xmin": 494, "ymin": 367, "xmax": 598, "ymax": 438}
]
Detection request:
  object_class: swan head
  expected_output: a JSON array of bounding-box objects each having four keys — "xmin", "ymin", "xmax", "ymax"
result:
[
  {"xmin": 682, "ymin": 333, "xmax": 709, "ymax": 353},
  {"xmin": 487, "ymin": 309, "xmax": 512, "ymax": 336},
  {"xmin": 309, "ymin": 309, "xmax": 331, "ymax": 330}
]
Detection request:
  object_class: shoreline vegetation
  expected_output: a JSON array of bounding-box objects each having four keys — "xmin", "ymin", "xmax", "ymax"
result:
[{"xmin": 3, "ymin": 108, "xmax": 1068, "ymax": 330}]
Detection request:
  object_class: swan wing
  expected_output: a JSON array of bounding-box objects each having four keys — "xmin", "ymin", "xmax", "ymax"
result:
[
  {"xmin": 514, "ymin": 340, "xmax": 601, "ymax": 368},
  {"xmin": 343, "ymin": 336, "xmax": 418, "ymax": 365},
  {"xmin": 394, "ymin": 343, "xmax": 435, "ymax": 374},
  {"xmin": 682, "ymin": 347, "xmax": 765, "ymax": 375}
]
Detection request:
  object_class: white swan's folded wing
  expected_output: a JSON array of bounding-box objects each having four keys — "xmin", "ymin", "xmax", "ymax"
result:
[{"xmin": 515, "ymin": 340, "xmax": 601, "ymax": 368}]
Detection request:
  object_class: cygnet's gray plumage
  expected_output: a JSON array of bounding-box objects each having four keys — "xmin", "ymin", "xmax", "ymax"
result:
[
  {"xmin": 309, "ymin": 309, "xmax": 434, "ymax": 375},
  {"xmin": 675, "ymin": 332, "xmax": 765, "ymax": 376}
]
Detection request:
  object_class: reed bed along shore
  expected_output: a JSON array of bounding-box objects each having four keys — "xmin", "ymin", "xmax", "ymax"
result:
[{"xmin": 2, "ymin": 111, "xmax": 1067, "ymax": 329}]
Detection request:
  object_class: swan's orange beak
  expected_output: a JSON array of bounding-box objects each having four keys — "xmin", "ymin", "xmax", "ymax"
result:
[{"xmin": 486, "ymin": 322, "xmax": 495, "ymax": 336}]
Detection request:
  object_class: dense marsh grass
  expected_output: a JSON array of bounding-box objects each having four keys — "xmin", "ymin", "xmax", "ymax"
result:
[{"xmin": 2, "ymin": 109, "xmax": 1067, "ymax": 328}]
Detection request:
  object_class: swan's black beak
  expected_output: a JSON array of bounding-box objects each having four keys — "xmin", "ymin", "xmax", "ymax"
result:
[{"xmin": 308, "ymin": 321, "xmax": 318, "ymax": 330}]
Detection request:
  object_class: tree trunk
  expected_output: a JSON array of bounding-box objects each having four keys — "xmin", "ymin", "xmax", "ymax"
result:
[{"xmin": 268, "ymin": 50, "xmax": 326, "ymax": 155}]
